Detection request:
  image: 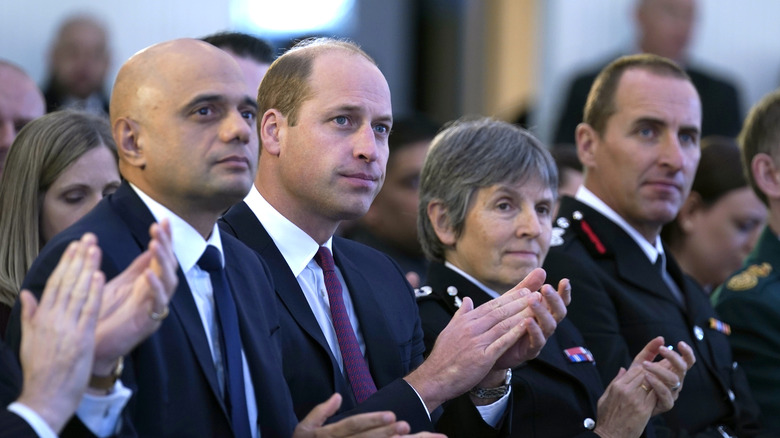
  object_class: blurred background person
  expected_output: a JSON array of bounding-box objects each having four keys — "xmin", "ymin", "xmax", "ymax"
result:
[
  {"xmin": 343, "ymin": 115, "xmax": 440, "ymax": 287},
  {"xmin": 43, "ymin": 15, "xmax": 111, "ymax": 116},
  {"xmin": 0, "ymin": 61, "xmax": 45, "ymax": 180},
  {"xmin": 0, "ymin": 110, "xmax": 119, "ymax": 334},
  {"xmin": 662, "ymin": 136, "xmax": 766, "ymax": 292},
  {"xmin": 417, "ymin": 117, "xmax": 693, "ymax": 437},
  {"xmin": 202, "ymin": 31, "xmax": 275, "ymax": 95},
  {"xmin": 549, "ymin": 144, "xmax": 583, "ymax": 216},
  {"xmin": 553, "ymin": 0, "xmax": 742, "ymax": 144}
]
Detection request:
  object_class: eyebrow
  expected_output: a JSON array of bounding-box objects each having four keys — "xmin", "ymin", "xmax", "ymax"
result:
[{"xmin": 181, "ymin": 94, "xmax": 259, "ymax": 113}]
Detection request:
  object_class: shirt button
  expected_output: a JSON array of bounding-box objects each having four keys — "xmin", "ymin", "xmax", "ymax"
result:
[
  {"xmin": 583, "ymin": 418, "xmax": 596, "ymax": 430},
  {"xmin": 728, "ymin": 389, "xmax": 735, "ymax": 401},
  {"xmin": 693, "ymin": 325, "xmax": 704, "ymax": 341}
]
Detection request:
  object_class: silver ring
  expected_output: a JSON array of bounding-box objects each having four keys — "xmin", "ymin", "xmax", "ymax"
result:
[
  {"xmin": 671, "ymin": 382, "xmax": 681, "ymax": 392},
  {"xmin": 149, "ymin": 305, "xmax": 169, "ymax": 321}
]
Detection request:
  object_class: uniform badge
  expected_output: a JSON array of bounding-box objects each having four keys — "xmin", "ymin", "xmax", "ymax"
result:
[
  {"xmin": 563, "ymin": 346, "xmax": 595, "ymax": 363},
  {"xmin": 414, "ymin": 286, "xmax": 433, "ymax": 298},
  {"xmin": 550, "ymin": 227, "xmax": 565, "ymax": 246},
  {"xmin": 726, "ymin": 262, "xmax": 772, "ymax": 291},
  {"xmin": 709, "ymin": 318, "xmax": 731, "ymax": 336}
]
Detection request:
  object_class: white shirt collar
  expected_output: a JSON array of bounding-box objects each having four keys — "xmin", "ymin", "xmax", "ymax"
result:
[
  {"xmin": 575, "ymin": 186, "xmax": 663, "ymax": 264},
  {"xmin": 444, "ymin": 261, "xmax": 501, "ymax": 300},
  {"xmin": 129, "ymin": 183, "xmax": 223, "ymax": 271},
  {"xmin": 244, "ymin": 185, "xmax": 332, "ymax": 276}
]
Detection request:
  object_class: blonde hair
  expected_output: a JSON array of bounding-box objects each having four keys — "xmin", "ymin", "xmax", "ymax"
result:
[{"xmin": 0, "ymin": 110, "xmax": 116, "ymax": 307}]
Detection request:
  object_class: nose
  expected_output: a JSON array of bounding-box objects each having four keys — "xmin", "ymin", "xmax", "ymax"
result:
[
  {"xmin": 220, "ymin": 110, "xmax": 252, "ymax": 144},
  {"xmin": 658, "ymin": 133, "xmax": 685, "ymax": 171},
  {"xmin": 353, "ymin": 124, "xmax": 380, "ymax": 163},
  {"xmin": 516, "ymin": 206, "xmax": 542, "ymax": 238}
]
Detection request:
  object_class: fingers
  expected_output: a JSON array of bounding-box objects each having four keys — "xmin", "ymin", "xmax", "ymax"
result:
[
  {"xmin": 631, "ymin": 336, "xmax": 665, "ymax": 366},
  {"xmin": 557, "ymin": 278, "xmax": 572, "ymax": 306},
  {"xmin": 65, "ymin": 243, "xmax": 102, "ymax": 321},
  {"xmin": 675, "ymin": 341, "xmax": 696, "ymax": 370},
  {"xmin": 19, "ymin": 290, "xmax": 38, "ymax": 332},
  {"xmin": 537, "ymin": 284, "xmax": 565, "ymax": 328},
  {"xmin": 644, "ymin": 370, "xmax": 674, "ymax": 412},
  {"xmin": 299, "ymin": 393, "xmax": 343, "ymax": 429},
  {"xmin": 509, "ymin": 267, "xmax": 546, "ymax": 294}
]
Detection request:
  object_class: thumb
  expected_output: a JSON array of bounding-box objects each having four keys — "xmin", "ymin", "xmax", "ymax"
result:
[
  {"xmin": 19, "ymin": 290, "xmax": 38, "ymax": 330},
  {"xmin": 299, "ymin": 393, "xmax": 342, "ymax": 429},
  {"xmin": 632, "ymin": 336, "xmax": 665, "ymax": 366},
  {"xmin": 452, "ymin": 296, "xmax": 474, "ymax": 318},
  {"xmin": 512, "ymin": 268, "xmax": 546, "ymax": 294}
]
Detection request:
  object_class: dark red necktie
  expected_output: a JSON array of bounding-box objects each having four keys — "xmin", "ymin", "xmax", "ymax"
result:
[{"xmin": 314, "ymin": 246, "xmax": 377, "ymax": 403}]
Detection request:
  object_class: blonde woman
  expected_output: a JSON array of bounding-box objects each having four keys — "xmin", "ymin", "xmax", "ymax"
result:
[{"xmin": 0, "ymin": 110, "xmax": 119, "ymax": 332}]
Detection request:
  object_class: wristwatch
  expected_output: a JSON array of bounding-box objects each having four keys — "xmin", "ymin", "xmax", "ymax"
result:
[
  {"xmin": 89, "ymin": 356, "xmax": 124, "ymax": 392},
  {"xmin": 469, "ymin": 368, "xmax": 512, "ymax": 399}
]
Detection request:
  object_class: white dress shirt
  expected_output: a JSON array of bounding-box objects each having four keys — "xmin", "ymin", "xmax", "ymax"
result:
[
  {"xmin": 132, "ymin": 184, "xmax": 259, "ymax": 438},
  {"xmin": 244, "ymin": 186, "xmax": 507, "ymax": 427}
]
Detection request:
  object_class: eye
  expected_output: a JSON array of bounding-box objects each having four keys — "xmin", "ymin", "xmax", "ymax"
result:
[
  {"xmin": 679, "ymin": 131, "xmax": 698, "ymax": 147},
  {"xmin": 62, "ymin": 189, "xmax": 86, "ymax": 205},
  {"xmin": 536, "ymin": 204, "xmax": 551, "ymax": 217},
  {"xmin": 374, "ymin": 123, "xmax": 390, "ymax": 135},
  {"xmin": 638, "ymin": 126, "xmax": 656, "ymax": 139},
  {"xmin": 334, "ymin": 116, "xmax": 349, "ymax": 126},
  {"xmin": 196, "ymin": 107, "xmax": 213, "ymax": 116},
  {"xmin": 496, "ymin": 201, "xmax": 512, "ymax": 211},
  {"xmin": 241, "ymin": 109, "xmax": 256, "ymax": 121}
]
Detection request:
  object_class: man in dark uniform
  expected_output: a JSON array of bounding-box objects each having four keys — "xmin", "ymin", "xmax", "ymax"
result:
[
  {"xmin": 553, "ymin": 0, "xmax": 741, "ymax": 144},
  {"xmin": 713, "ymin": 89, "xmax": 780, "ymax": 435},
  {"xmin": 544, "ymin": 53, "xmax": 764, "ymax": 437},
  {"xmin": 416, "ymin": 116, "xmax": 693, "ymax": 437}
]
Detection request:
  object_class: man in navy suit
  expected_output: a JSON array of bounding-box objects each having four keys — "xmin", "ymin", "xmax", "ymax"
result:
[
  {"xmin": 220, "ymin": 37, "xmax": 568, "ymax": 437},
  {"xmin": 8, "ymin": 38, "xmax": 434, "ymax": 438}
]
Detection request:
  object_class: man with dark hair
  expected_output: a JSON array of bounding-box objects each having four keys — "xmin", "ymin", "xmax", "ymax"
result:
[
  {"xmin": 221, "ymin": 37, "xmax": 568, "ymax": 436},
  {"xmin": 203, "ymin": 31, "xmax": 275, "ymax": 95},
  {"xmin": 344, "ymin": 115, "xmax": 440, "ymax": 286},
  {"xmin": 713, "ymin": 89, "xmax": 780, "ymax": 434},
  {"xmin": 544, "ymin": 53, "xmax": 763, "ymax": 436},
  {"xmin": 553, "ymin": 0, "xmax": 741, "ymax": 144}
]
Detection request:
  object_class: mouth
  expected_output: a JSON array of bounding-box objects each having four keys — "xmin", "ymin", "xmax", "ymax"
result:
[
  {"xmin": 340, "ymin": 172, "xmax": 380, "ymax": 187},
  {"xmin": 643, "ymin": 180, "xmax": 682, "ymax": 192},
  {"xmin": 217, "ymin": 155, "xmax": 251, "ymax": 170}
]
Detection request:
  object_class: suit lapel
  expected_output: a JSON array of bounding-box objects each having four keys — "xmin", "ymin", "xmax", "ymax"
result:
[
  {"xmin": 333, "ymin": 239, "xmax": 404, "ymax": 385},
  {"xmin": 112, "ymin": 183, "xmax": 225, "ymax": 413},
  {"xmin": 222, "ymin": 203, "xmax": 335, "ymax": 364}
]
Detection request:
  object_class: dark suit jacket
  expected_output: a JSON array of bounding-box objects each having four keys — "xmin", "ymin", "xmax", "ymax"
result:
[
  {"xmin": 553, "ymin": 58, "xmax": 742, "ymax": 145},
  {"xmin": 220, "ymin": 201, "xmax": 501, "ymax": 437},
  {"xmin": 543, "ymin": 197, "xmax": 763, "ymax": 437},
  {"xmin": 6, "ymin": 183, "xmax": 298, "ymax": 438},
  {"xmin": 418, "ymin": 262, "xmax": 610, "ymax": 438},
  {"xmin": 0, "ymin": 341, "xmax": 35, "ymax": 438}
]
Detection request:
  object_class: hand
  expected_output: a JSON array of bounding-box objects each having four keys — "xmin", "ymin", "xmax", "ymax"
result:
[
  {"xmin": 292, "ymin": 393, "xmax": 445, "ymax": 438},
  {"xmin": 17, "ymin": 233, "xmax": 105, "ymax": 433},
  {"xmin": 631, "ymin": 337, "xmax": 695, "ymax": 415},
  {"xmin": 92, "ymin": 219, "xmax": 178, "ymax": 375},
  {"xmin": 405, "ymin": 279, "xmax": 540, "ymax": 411},
  {"xmin": 593, "ymin": 366, "xmax": 656, "ymax": 438}
]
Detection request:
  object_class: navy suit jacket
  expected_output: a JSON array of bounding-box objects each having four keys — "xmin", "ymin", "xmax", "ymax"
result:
[
  {"xmin": 543, "ymin": 197, "xmax": 763, "ymax": 437},
  {"xmin": 6, "ymin": 183, "xmax": 298, "ymax": 437},
  {"xmin": 0, "ymin": 341, "xmax": 35, "ymax": 438},
  {"xmin": 220, "ymin": 201, "xmax": 501, "ymax": 437}
]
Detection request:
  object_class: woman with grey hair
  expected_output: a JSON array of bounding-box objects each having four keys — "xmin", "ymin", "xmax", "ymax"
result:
[{"xmin": 416, "ymin": 117, "xmax": 694, "ymax": 437}]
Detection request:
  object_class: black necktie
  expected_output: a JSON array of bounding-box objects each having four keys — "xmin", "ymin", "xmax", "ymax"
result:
[
  {"xmin": 655, "ymin": 252, "xmax": 685, "ymax": 306},
  {"xmin": 198, "ymin": 245, "xmax": 252, "ymax": 438}
]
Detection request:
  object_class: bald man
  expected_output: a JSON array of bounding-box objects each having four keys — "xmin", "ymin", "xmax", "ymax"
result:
[
  {"xmin": 9, "ymin": 39, "xmax": 431, "ymax": 438},
  {"xmin": 0, "ymin": 61, "xmax": 45, "ymax": 179}
]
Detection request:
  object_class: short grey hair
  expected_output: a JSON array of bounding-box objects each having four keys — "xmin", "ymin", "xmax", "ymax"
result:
[{"xmin": 418, "ymin": 117, "xmax": 558, "ymax": 263}]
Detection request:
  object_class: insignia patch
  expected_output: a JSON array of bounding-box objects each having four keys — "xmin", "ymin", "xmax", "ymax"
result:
[
  {"xmin": 564, "ymin": 346, "xmax": 595, "ymax": 363},
  {"xmin": 414, "ymin": 286, "xmax": 432, "ymax": 298},
  {"xmin": 709, "ymin": 318, "xmax": 731, "ymax": 336},
  {"xmin": 580, "ymin": 220, "xmax": 606, "ymax": 254},
  {"xmin": 551, "ymin": 227, "xmax": 565, "ymax": 246},
  {"xmin": 726, "ymin": 272, "xmax": 758, "ymax": 291},
  {"xmin": 727, "ymin": 263, "xmax": 772, "ymax": 291}
]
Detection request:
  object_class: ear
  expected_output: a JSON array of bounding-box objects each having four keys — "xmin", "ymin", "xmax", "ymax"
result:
[
  {"xmin": 752, "ymin": 153, "xmax": 780, "ymax": 199},
  {"xmin": 427, "ymin": 200, "xmax": 457, "ymax": 247},
  {"xmin": 113, "ymin": 117, "xmax": 146, "ymax": 169},
  {"xmin": 259, "ymin": 109, "xmax": 284, "ymax": 156},
  {"xmin": 677, "ymin": 191, "xmax": 704, "ymax": 233},
  {"xmin": 575, "ymin": 122, "xmax": 599, "ymax": 168}
]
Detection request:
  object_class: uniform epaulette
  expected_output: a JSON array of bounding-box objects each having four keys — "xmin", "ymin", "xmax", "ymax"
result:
[
  {"xmin": 725, "ymin": 263, "xmax": 772, "ymax": 291},
  {"xmin": 415, "ymin": 285, "xmax": 462, "ymax": 311},
  {"xmin": 552, "ymin": 210, "xmax": 608, "ymax": 255}
]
